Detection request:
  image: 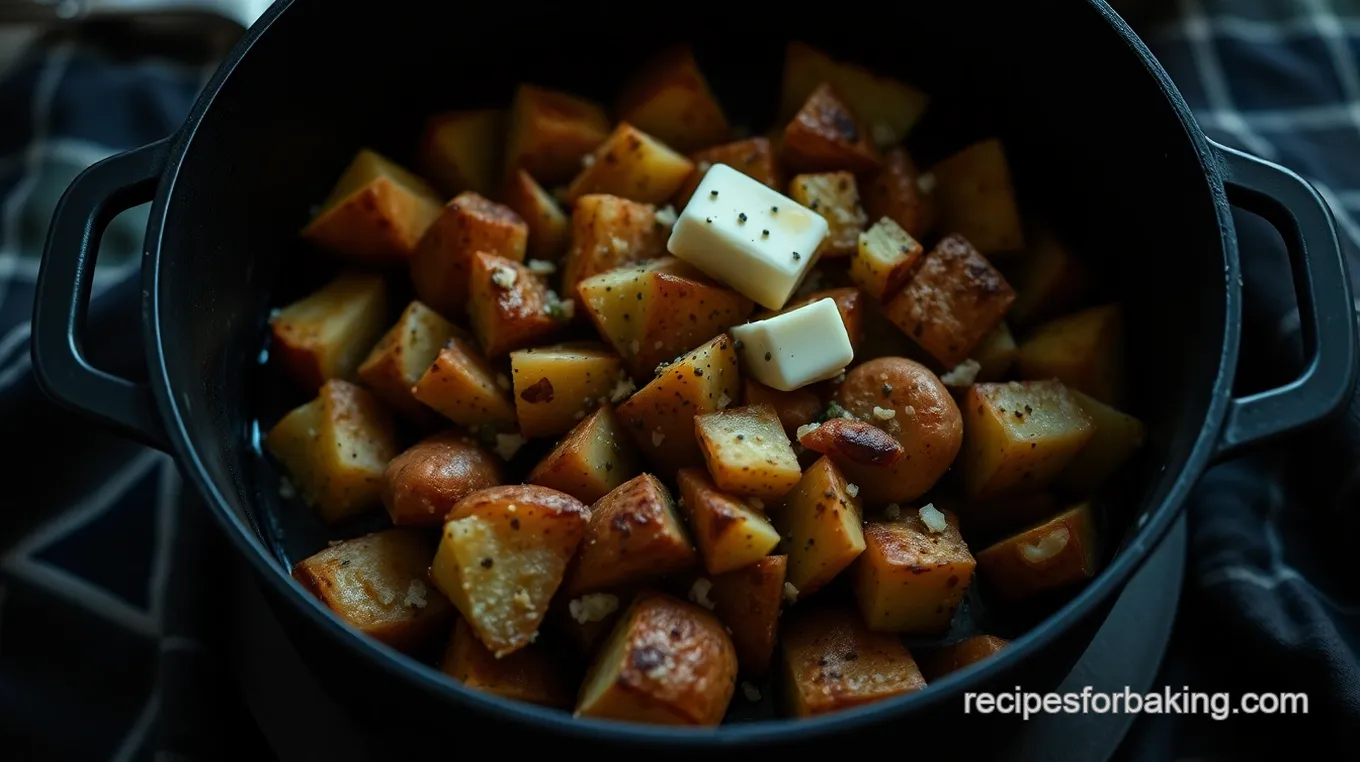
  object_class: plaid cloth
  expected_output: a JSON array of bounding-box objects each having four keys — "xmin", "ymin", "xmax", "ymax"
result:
[{"xmin": 1, "ymin": 2, "xmax": 1359, "ymax": 760}]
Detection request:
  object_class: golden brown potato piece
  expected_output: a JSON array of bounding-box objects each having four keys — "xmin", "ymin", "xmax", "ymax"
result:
[
  {"xmin": 851, "ymin": 217, "xmax": 923, "ymax": 301},
  {"xmin": 300, "ymin": 149, "xmax": 444, "ymax": 264},
  {"xmin": 432, "ymin": 485, "xmax": 588, "ymax": 657},
  {"xmin": 915, "ymin": 635, "xmax": 1009, "ymax": 681},
  {"xmin": 266, "ymin": 379, "xmax": 399, "ymax": 522},
  {"xmin": 773, "ymin": 287, "xmax": 865, "ymax": 354},
  {"xmin": 411, "ymin": 337, "xmax": 516, "ymax": 428},
  {"xmin": 694, "ymin": 404, "xmax": 802, "ymax": 500},
  {"xmin": 676, "ymin": 468, "xmax": 781, "ymax": 575},
  {"xmin": 976, "ymin": 503, "xmax": 1098, "ymax": 604},
  {"xmin": 864, "ymin": 147, "xmax": 936, "ymax": 239},
  {"xmin": 781, "ymin": 83, "xmax": 881, "ymax": 174},
  {"xmin": 708, "ymin": 555, "xmax": 786, "ymax": 679},
  {"xmin": 381, "ymin": 432, "xmax": 504, "ymax": 527},
  {"xmin": 1056, "ymin": 390, "xmax": 1146, "ymax": 495},
  {"xmin": 561, "ymin": 194, "xmax": 665, "ymax": 294},
  {"xmin": 564, "ymin": 474, "xmax": 696, "ymax": 596},
  {"xmin": 504, "ymin": 84, "xmax": 611, "ymax": 185},
  {"xmin": 972, "ymin": 322, "xmax": 1018, "ymax": 382},
  {"xmin": 930, "ymin": 138, "xmax": 1025, "ymax": 255},
  {"xmin": 832, "ymin": 357, "xmax": 963, "ymax": 504},
  {"xmin": 528, "ymin": 404, "xmax": 640, "ymax": 505},
  {"xmin": 778, "ymin": 41, "xmax": 929, "ymax": 149},
  {"xmin": 775, "ymin": 456, "xmax": 865, "ymax": 598},
  {"xmin": 797, "ymin": 418, "xmax": 905, "ymax": 466},
  {"xmin": 357, "ymin": 300, "xmax": 462, "ymax": 425},
  {"xmin": 853, "ymin": 508, "xmax": 975, "ymax": 634},
  {"xmin": 565, "ymin": 123, "xmax": 695, "ymax": 205},
  {"xmin": 501, "ymin": 169, "xmax": 570, "ymax": 262},
  {"xmin": 958, "ymin": 381, "xmax": 1096, "ymax": 500},
  {"xmin": 410, "ymin": 192, "xmax": 528, "ymax": 316},
  {"xmin": 788, "ymin": 171, "xmax": 867, "ymax": 258},
  {"xmin": 510, "ymin": 344, "xmax": 626, "ymax": 438},
  {"xmin": 419, "ymin": 109, "xmax": 505, "ymax": 197},
  {"xmin": 576, "ymin": 590, "xmax": 737, "ymax": 725},
  {"xmin": 439, "ymin": 617, "xmax": 573, "ymax": 708},
  {"xmin": 617, "ymin": 46, "xmax": 730, "ymax": 154},
  {"xmin": 269, "ymin": 271, "xmax": 387, "ymax": 393},
  {"xmin": 467, "ymin": 252, "xmax": 563, "ymax": 358},
  {"xmin": 292, "ymin": 529, "xmax": 452, "ymax": 654},
  {"xmin": 1015, "ymin": 303, "xmax": 1127, "ymax": 406},
  {"xmin": 741, "ymin": 380, "xmax": 823, "ymax": 439},
  {"xmin": 781, "ymin": 603, "xmax": 926, "ymax": 717},
  {"xmin": 673, "ymin": 138, "xmax": 781, "ymax": 209},
  {"xmin": 883, "ymin": 234, "xmax": 1016, "ymax": 368},
  {"xmin": 616, "ymin": 334, "xmax": 741, "ymax": 474},
  {"xmin": 1002, "ymin": 226, "xmax": 1092, "ymax": 329}
]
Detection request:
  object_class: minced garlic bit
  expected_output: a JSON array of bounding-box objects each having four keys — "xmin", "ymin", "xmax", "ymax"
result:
[
  {"xmin": 748, "ymin": 497, "xmax": 765, "ymax": 511},
  {"xmin": 581, "ymin": 153, "xmax": 596, "ymax": 168},
  {"xmin": 512, "ymin": 587, "xmax": 533, "ymax": 610},
  {"xmin": 495, "ymin": 373, "xmax": 511, "ymax": 390},
  {"xmin": 916, "ymin": 172, "xmax": 937, "ymax": 194},
  {"xmin": 870, "ymin": 121, "xmax": 897, "ymax": 148},
  {"xmin": 490, "ymin": 265, "xmax": 518, "ymax": 289},
  {"xmin": 846, "ymin": 483, "xmax": 860, "ymax": 498},
  {"xmin": 689, "ymin": 578, "xmax": 716, "ymax": 610},
  {"xmin": 832, "ymin": 370, "xmax": 847, "ymax": 384},
  {"xmin": 404, "ymin": 579, "xmax": 428, "ymax": 609},
  {"xmin": 526, "ymin": 259, "xmax": 556, "ymax": 275},
  {"xmin": 884, "ymin": 503, "xmax": 902, "ymax": 520},
  {"xmin": 495, "ymin": 433, "xmax": 526, "ymax": 460},
  {"xmin": 783, "ymin": 581, "xmax": 800, "ymax": 603},
  {"xmin": 795, "ymin": 422, "xmax": 821, "ymax": 440},
  {"xmin": 568, "ymin": 593, "xmax": 619, "ymax": 624},
  {"xmin": 717, "ymin": 392, "xmax": 731, "ymax": 409},
  {"xmin": 654, "ymin": 204, "xmax": 678, "ymax": 227},
  {"xmin": 919, "ymin": 503, "xmax": 948, "ymax": 533},
  {"xmin": 872, "ymin": 406, "xmax": 897, "ymax": 420},
  {"xmin": 741, "ymin": 681, "xmax": 763, "ymax": 702},
  {"xmin": 1022, "ymin": 526, "xmax": 1070, "ymax": 563},
  {"xmin": 652, "ymin": 430, "xmax": 666, "ymax": 447},
  {"xmin": 940, "ymin": 359, "xmax": 981, "ymax": 387},
  {"xmin": 609, "ymin": 374, "xmax": 637, "ymax": 403}
]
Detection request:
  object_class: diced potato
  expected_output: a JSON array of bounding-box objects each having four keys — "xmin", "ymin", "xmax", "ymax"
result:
[
  {"xmin": 357, "ymin": 300, "xmax": 462, "ymax": 425},
  {"xmin": 930, "ymin": 138, "xmax": 1025, "ymax": 255},
  {"xmin": 673, "ymin": 137, "xmax": 781, "ymax": 209},
  {"xmin": 292, "ymin": 529, "xmax": 452, "ymax": 654},
  {"xmin": 775, "ymin": 456, "xmax": 865, "ymax": 597},
  {"xmin": 676, "ymin": 468, "xmax": 781, "ymax": 575},
  {"xmin": 1002, "ymin": 226, "xmax": 1092, "ymax": 329},
  {"xmin": 958, "ymin": 381, "xmax": 1096, "ymax": 500},
  {"xmin": 778, "ymin": 41, "xmax": 929, "ymax": 148},
  {"xmin": 943, "ymin": 490, "xmax": 1060, "ymax": 539},
  {"xmin": 431, "ymin": 485, "xmax": 589, "ymax": 656},
  {"xmin": 561, "ymin": 194, "xmax": 665, "ymax": 294},
  {"xmin": 510, "ymin": 344, "xmax": 625, "ymax": 438},
  {"xmin": 266, "ymin": 379, "xmax": 399, "ymax": 522},
  {"xmin": 411, "ymin": 337, "xmax": 516, "ymax": 428},
  {"xmin": 564, "ymin": 474, "xmax": 696, "ymax": 596},
  {"xmin": 410, "ymin": 192, "xmax": 528, "ymax": 316},
  {"xmin": 381, "ymin": 431, "xmax": 504, "ymax": 527},
  {"xmin": 781, "ymin": 604, "xmax": 926, "ymax": 717},
  {"xmin": 864, "ymin": 147, "xmax": 936, "ymax": 239},
  {"xmin": 439, "ymin": 617, "xmax": 573, "ymax": 708},
  {"xmin": 467, "ymin": 252, "xmax": 563, "ymax": 358},
  {"xmin": 976, "ymin": 503, "xmax": 1098, "ymax": 604},
  {"xmin": 694, "ymin": 404, "xmax": 802, "ymax": 500},
  {"xmin": 617, "ymin": 46, "xmax": 729, "ymax": 154},
  {"xmin": 708, "ymin": 555, "xmax": 786, "ymax": 678},
  {"xmin": 504, "ymin": 84, "xmax": 611, "ymax": 185},
  {"xmin": 502, "ymin": 169, "xmax": 570, "ymax": 261},
  {"xmin": 270, "ymin": 271, "xmax": 387, "ymax": 393},
  {"xmin": 915, "ymin": 635, "xmax": 1008, "ymax": 680},
  {"xmin": 1015, "ymin": 303, "xmax": 1127, "ymax": 406},
  {"xmin": 565, "ymin": 123, "xmax": 695, "ymax": 205},
  {"xmin": 781, "ymin": 83, "xmax": 880, "ymax": 175},
  {"xmin": 1056, "ymin": 390, "xmax": 1145, "ymax": 495},
  {"xmin": 797, "ymin": 418, "xmax": 905, "ymax": 467},
  {"xmin": 575, "ymin": 591, "xmax": 737, "ymax": 725},
  {"xmin": 883, "ymin": 234, "xmax": 1016, "ymax": 368},
  {"xmin": 788, "ymin": 171, "xmax": 867, "ymax": 258},
  {"xmin": 851, "ymin": 217, "xmax": 923, "ymax": 301},
  {"xmin": 774, "ymin": 287, "xmax": 865, "ymax": 354},
  {"xmin": 528, "ymin": 404, "xmax": 640, "ymax": 504},
  {"xmin": 616, "ymin": 334, "xmax": 741, "ymax": 474},
  {"xmin": 419, "ymin": 109, "xmax": 505, "ymax": 197},
  {"xmin": 853, "ymin": 510, "xmax": 975, "ymax": 634},
  {"xmin": 300, "ymin": 149, "xmax": 444, "ymax": 264},
  {"xmin": 972, "ymin": 321, "xmax": 1018, "ymax": 382},
  {"xmin": 741, "ymin": 379, "xmax": 822, "ymax": 438}
]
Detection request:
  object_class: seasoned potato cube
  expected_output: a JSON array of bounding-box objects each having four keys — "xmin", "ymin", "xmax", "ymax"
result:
[
  {"xmin": 411, "ymin": 337, "xmax": 516, "ymax": 428},
  {"xmin": 915, "ymin": 635, "xmax": 1008, "ymax": 680},
  {"xmin": 468, "ymin": 252, "xmax": 563, "ymax": 358},
  {"xmin": 797, "ymin": 418, "xmax": 905, "ymax": 467},
  {"xmin": 774, "ymin": 287, "xmax": 865, "ymax": 354},
  {"xmin": 976, "ymin": 503, "xmax": 1098, "ymax": 604},
  {"xmin": 419, "ymin": 109, "xmax": 505, "ymax": 197},
  {"xmin": 300, "ymin": 149, "xmax": 444, "ymax": 264},
  {"xmin": 708, "ymin": 555, "xmax": 786, "ymax": 678},
  {"xmin": 851, "ymin": 217, "xmax": 923, "ymax": 301},
  {"xmin": 673, "ymin": 138, "xmax": 781, "ymax": 209},
  {"xmin": 781, "ymin": 604, "xmax": 926, "ymax": 717},
  {"xmin": 266, "ymin": 379, "xmax": 399, "ymax": 522},
  {"xmin": 576, "ymin": 590, "xmax": 737, "ymax": 725},
  {"xmin": 864, "ymin": 147, "xmax": 936, "ymax": 239},
  {"xmin": 853, "ymin": 508, "xmax": 975, "ymax": 634},
  {"xmin": 292, "ymin": 530, "xmax": 452, "ymax": 654},
  {"xmin": 616, "ymin": 334, "xmax": 741, "ymax": 474},
  {"xmin": 741, "ymin": 379, "xmax": 822, "ymax": 438},
  {"xmin": 617, "ymin": 46, "xmax": 730, "ymax": 154},
  {"xmin": 677, "ymin": 468, "xmax": 781, "ymax": 575},
  {"xmin": 510, "ymin": 344, "xmax": 625, "ymax": 438},
  {"xmin": 930, "ymin": 138, "xmax": 1025, "ymax": 255},
  {"xmin": 439, "ymin": 617, "xmax": 572, "ymax": 708},
  {"xmin": 565, "ymin": 474, "xmax": 696, "ymax": 596},
  {"xmin": 958, "ymin": 381, "xmax": 1096, "ymax": 500},
  {"xmin": 775, "ymin": 456, "xmax": 865, "ymax": 597},
  {"xmin": 561, "ymin": 194, "xmax": 665, "ymax": 294},
  {"xmin": 270, "ymin": 271, "xmax": 387, "ymax": 393},
  {"xmin": 411, "ymin": 192, "xmax": 528, "ymax": 316},
  {"xmin": 778, "ymin": 41, "xmax": 929, "ymax": 148},
  {"xmin": 565, "ymin": 123, "xmax": 695, "ymax": 205},
  {"xmin": 781, "ymin": 83, "xmax": 880, "ymax": 175},
  {"xmin": 972, "ymin": 322, "xmax": 1018, "ymax": 382},
  {"xmin": 788, "ymin": 171, "xmax": 867, "ymax": 258},
  {"xmin": 357, "ymin": 300, "xmax": 462, "ymax": 425},
  {"xmin": 381, "ymin": 431, "xmax": 504, "ymax": 527},
  {"xmin": 694, "ymin": 404, "xmax": 802, "ymax": 500},
  {"xmin": 502, "ymin": 169, "xmax": 570, "ymax": 262},
  {"xmin": 883, "ymin": 234, "xmax": 1016, "ymax": 368},
  {"xmin": 504, "ymin": 84, "xmax": 610, "ymax": 185},
  {"xmin": 1016, "ymin": 303, "xmax": 1127, "ymax": 406},
  {"xmin": 1057, "ymin": 390, "xmax": 1146, "ymax": 495},
  {"xmin": 1003, "ymin": 226, "xmax": 1092, "ymax": 329},
  {"xmin": 529, "ymin": 404, "xmax": 640, "ymax": 504},
  {"xmin": 432, "ymin": 485, "xmax": 588, "ymax": 656}
]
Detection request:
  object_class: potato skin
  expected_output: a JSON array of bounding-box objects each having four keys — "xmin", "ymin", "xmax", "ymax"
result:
[
  {"xmin": 914, "ymin": 635, "xmax": 1008, "ymax": 681},
  {"xmin": 781, "ymin": 83, "xmax": 881, "ymax": 175},
  {"xmin": 864, "ymin": 147, "xmax": 936, "ymax": 239},
  {"xmin": 382, "ymin": 432, "xmax": 505, "ymax": 526},
  {"xmin": 709, "ymin": 555, "xmax": 787, "ymax": 679}
]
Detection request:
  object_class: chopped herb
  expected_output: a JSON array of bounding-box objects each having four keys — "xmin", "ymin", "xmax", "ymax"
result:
[{"xmin": 818, "ymin": 401, "xmax": 852, "ymax": 422}]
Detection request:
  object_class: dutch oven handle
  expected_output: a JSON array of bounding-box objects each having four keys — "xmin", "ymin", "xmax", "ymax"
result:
[
  {"xmin": 31, "ymin": 139, "xmax": 171, "ymax": 452},
  {"xmin": 1212, "ymin": 141, "xmax": 1359, "ymax": 460}
]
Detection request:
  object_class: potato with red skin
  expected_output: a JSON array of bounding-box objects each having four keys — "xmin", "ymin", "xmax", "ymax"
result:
[
  {"xmin": 381, "ymin": 432, "xmax": 505, "ymax": 527},
  {"xmin": 832, "ymin": 357, "xmax": 963, "ymax": 503}
]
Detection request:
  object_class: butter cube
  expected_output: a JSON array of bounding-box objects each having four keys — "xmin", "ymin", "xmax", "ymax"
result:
[{"xmin": 730, "ymin": 298, "xmax": 853, "ymax": 391}]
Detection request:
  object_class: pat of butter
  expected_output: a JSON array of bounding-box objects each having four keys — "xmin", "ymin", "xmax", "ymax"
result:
[
  {"xmin": 666, "ymin": 163, "xmax": 828, "ymax": 310},
  {"xmin": 730, "ymin": 298, "xmax": 854, "ymax": 391}
]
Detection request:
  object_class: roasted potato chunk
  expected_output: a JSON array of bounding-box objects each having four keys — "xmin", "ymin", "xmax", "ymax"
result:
[
  {"xmin": 883, "ymin": 234, "xmax": 1016, "ymax": 368},
  {"xmin": 411, "ymin": 336, "xmax": 516, "ymax": 428},
  {"xmin": 411, "ymin": 192, "xmax": 528, "ymax": 316},
  {"xmin": 853, "ymin": 508, "xmax": 975, "ymax": 634},
  {"xmin": 1056, "ymin": 390, "xmax": 1146, "ymax": 495},
  {"xmin": 708, "ymin": 555, "xmax": 786, "ymax": 679},
  {"xmin": 266, "ymin": 379, "xmax": 399, "ymax": 522},
  {"xmin": 502, "ymin": 169, "xmax": 570, "ymax": 261},
  {"xmin": 776, "ymin": 456, "xmax": 865, "ymax": 598},
  {"xmin": 774, "ymin": 287, "xmax": 865, "ymax": 354},
  {"xmin": 778, "ymin": 41, "xmax": 929, "ymax": 148},
  {"xmin": 565, "ymin": 123, "xmax": 695, "ymax": 205},
  {"xmin": 676, "ymin": 468, "xmax": 781, "ymax": 575},
  {"xmin": 510, "ymin": 344, "xmax": 627, "ymax": 438},
  {"xmin": 741, "ymin": 380, "xmax": 822, "ymax": 438},
  {"xmin": 673, "ymin": 138, "xmax": 781, "ymax": 209},
  {"xmin": 781, "ymin": 604, "xmax": 926, "ymax": 717},
  {"xmin": 617, "ymin": 46, "xmax": 730, "ymax": 154},
  {"xmin": 864, "ymin": 147, "xmax": 936, "ymax": 239},
  {"xmin": 357, "ymin": 300, "xmax": 462, "ymax": 425},
  {"xmin": 419, "ymin": 109, "xmax": 505, "ymax": 197},
  {"xmin": 529, "ymin": 404, "xmax": 640, "ymax": 505},
  {"xmin": 958, "ymin": 380, "xmax": 1096, "ymax": 500},
  {"xmin": 439, "ymin": 617, "xmax": 573, "ymax": 708},
  {"xmin": 797, "ymin": 418, "xmax": 904, "ymax": 466},
  {"xmin": 381, "ymin": 432, "xmax": 504, "ymax": 527},
  {"xmin": 504, "ymin": 84, "xmax": 610, "ymax": 185},
  {"xmin": 943, "ymin": 490, "xmax": 1060, "ymax": 539},
  {"xmin": 1015, "ymin": 303, "xmax": 1127, "ymax": 406},
  {"xmin": 781, "ymin": 83, "xmax": 880, "ymax": 174},
  {"xmin": 270, "ymin": 271, "xmax": 387, "ymax": 393},
  {"xmin": 467, "ymin": 252, "xmax": 563, "ymax": 358},
  {"xmin": 1002, "ymin": 226, "xmax": 1092, "ymax": 329},
  {"xmin": 788, "ymin": 171, "xmax": 867, "ymax": 258},
  {"xmin": 576, "ymin": 590, "xmax": 737, "ymax": 725},
  {"xmin": 694, "ymin": 404, "xmax": 802, "ymax": 500},
  {"xmin": 561, "ymin": 194, "xmax": 665, "ymax": 294},
  {"xmin": 432, "ymin": 485, "xmax": 589, "ymax": 657},
  {"xmin": 293, "ymin": 530, "xmax": 452, "ymax": 654},
  {"xmin": 972, "ymin": 321, "xmax": 1018, "ymax": 382},
  {"xmin": 851, "ymin": 217, "xmax": 923, "ymax": 301},
  {"xmin": 930, "ymin": 138, "xmax": 1025, "ymax": 255},
  {"xmin": 915, "ymin": 635, "xmax": 1008, "ymax": 680},
  {"xmin": 976, "ymin": 503, "xmax": 1098, "ymax": 604},
  {"xmin": 564, "ymin": 474, "xmax": 697, "ymax": 596},
  {"xmin": 300, "ymin": 148, "xmax": 444, "ymax": 264}
]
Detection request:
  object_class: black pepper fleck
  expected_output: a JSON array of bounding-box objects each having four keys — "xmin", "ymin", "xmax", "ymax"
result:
[
  {"xmin": 694, "ymin": 368, "xmax": 704, "ymax": 377},
  {"xmin": 792, "ymin": 252, "xmax": 801, "ymax": 261},
  {"xmin": 480, "ymin": 558, "xmax": 494, "ymax": 569},
  {"xmin": 764, "ymin": 352, "xmax": 772, "ymax": 361},
  {"xmin": 510, "ymin": 517, "xmax": 520, "ymax": 530},
  {"xmin": 738, "ymin": 212, "xmax": 748, "ymax": 223},
  {"xmin": 710, "ymin": 190, "xmax": 719, "ymax": 199},
  {"xmin": 771, "ymin": 205, "xmax": 779, "ymax": 213},
  {"xmin": 734, "ymin": 339, "xmax": 744, "ymax": 350}
]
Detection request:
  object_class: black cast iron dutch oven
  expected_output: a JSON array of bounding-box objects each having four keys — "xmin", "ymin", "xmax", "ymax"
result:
[{"xmin": 28, "ymin": 0, "xmax": 1360, "ymax": 754}]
